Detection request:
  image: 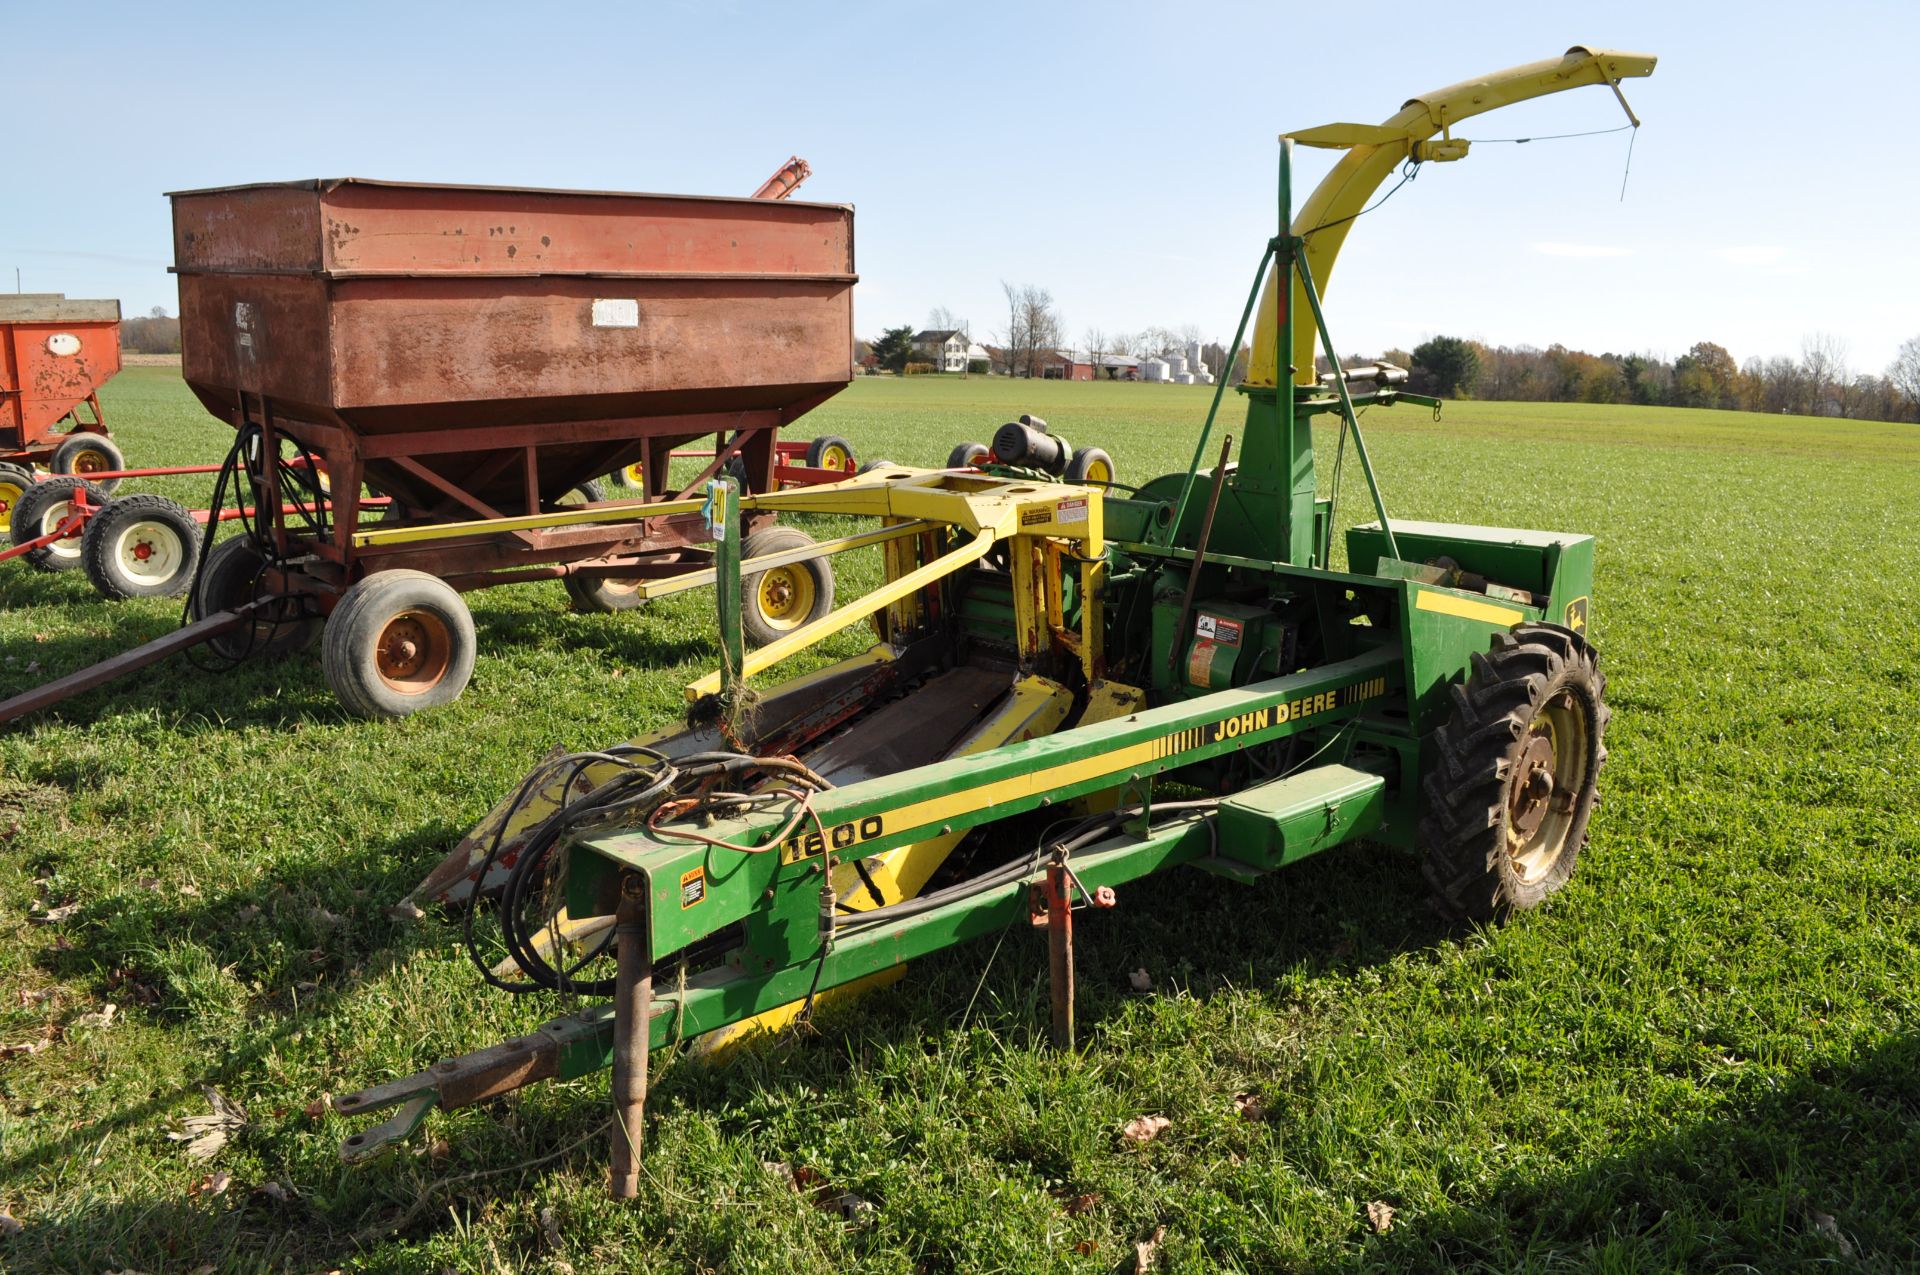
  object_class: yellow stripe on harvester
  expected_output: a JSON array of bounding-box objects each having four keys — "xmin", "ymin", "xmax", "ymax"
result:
[{"xmin": 1414, "ymin": 588, "xmax": 1525, "ymax": 628}]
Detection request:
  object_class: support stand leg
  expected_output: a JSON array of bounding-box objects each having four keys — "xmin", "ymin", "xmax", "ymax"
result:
[
  {"xmin": 1046, "ymin": 855, "xmax": 1075, "ymax": 1050},
  {"xmin": 609, "ymin": 872, "xmax": 652, "ymax": 1199}
]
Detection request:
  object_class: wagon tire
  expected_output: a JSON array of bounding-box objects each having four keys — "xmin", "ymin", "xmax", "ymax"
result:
[
  {"xmin": 11, "ymin": 476, "xmax": 109, "ymax": 571},
  {"xmin": 323, "ymin": 570, "xmax": 476, "ymax": 720},
  {"xmin": 805, "ymin": 434, "xmax": 857, "ymax": 473},
  {"xmin": 81, "ymin": 494, "xmax": 201, "ymax": 600},
  {"xmin": 548, "ymin": 480, "xmax": 605, "ymax": 509},
  {"xmin": 564, "ymin": 571, "xmax": 647, "ymax": 614},
  {"xmin": 947, "ymin": 441, "xmax": 991, "ymax": 470},
  {"xmin": 191, "ymin": 536, "xmax": 319, "ymax": 660},
  {"xmin": 0, "ymin": 462, "xmax": 33, "ymax": 539},
  {"xmin": 52, "ymin": 433, "xmax": 126, "ymax": 494},
  {"xmin": 1420, "ymin": 622, "xmax": 1608, "ymax": 922},
  {"xmin": 741, "ymin": 526, "xmax": 833, "ymax": 648},
  {"xmin": 857, "ymin": 458, "xmax": 897, "ymax": 475},
  {"xmin": 1064, "ymin": 446, "xmax": 1116, "ymax": 486}
]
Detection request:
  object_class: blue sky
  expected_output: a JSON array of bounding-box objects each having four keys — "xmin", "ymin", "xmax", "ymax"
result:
[{"xmin": 4, "ymin": 1, "xmax": 1915, "ymax": 372}]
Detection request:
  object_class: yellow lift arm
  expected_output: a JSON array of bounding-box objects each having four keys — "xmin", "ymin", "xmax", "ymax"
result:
[{"xmin": 1246, "ymin": 44, "xmax": 1658, "ymax": 389}]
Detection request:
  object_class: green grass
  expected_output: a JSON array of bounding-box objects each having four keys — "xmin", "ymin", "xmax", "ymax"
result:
[{"xmin": 2, "ymin": 367, "xmax": 1917, "ymax": 1272}]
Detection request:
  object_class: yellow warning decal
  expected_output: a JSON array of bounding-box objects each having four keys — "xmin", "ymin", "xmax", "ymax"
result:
[{"xmin": 1414, "ymin": 588, "xmax": 1525, "ymax": 627}]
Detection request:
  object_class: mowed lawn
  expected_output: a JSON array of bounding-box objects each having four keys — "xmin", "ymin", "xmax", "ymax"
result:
[{"xmin": 2, "ymin": 368, "xmax": 1917, "ymax": 1272}]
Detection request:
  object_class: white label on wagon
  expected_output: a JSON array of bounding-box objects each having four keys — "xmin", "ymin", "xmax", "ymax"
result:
[{"xmin": 592, "ymin": 298, "xmax": 640, "ymax": 328}]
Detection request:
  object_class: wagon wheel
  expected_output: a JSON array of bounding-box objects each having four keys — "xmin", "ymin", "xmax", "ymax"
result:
[
  {"xmin": 52, "ymin": 433, "xmax": 127, "ymax": 495},
  {"xmin": 1064, "ymin": 447, "xmax": 1116, "ymax": 486},
  {"xmin": 190, "ymin": 537, "xmax": 320, "ymax": 660},
  {"xmin": 10, "ymin": 476, "xmax": 109, "ymax": 571},
  {"xmin": 805, "ymin": 434, "xmax": 858, "ymax": 474},
  {"xmin": 0, "ymin": 462, "xmax": 32, "ymax": 539},
  {"xmin": 740, "ymin": 525, "xmax": 834, "ymax": 647},
  {"xmin": 946, "ymin": 441, "xmax": 991, "ymax": 470},
  {"xmin": 564, "ymin": 570, "xmax": 647, "ymax": 614},
  {"xmin": 81, "ymin": 494, "xmax": 201, "ymax": 600},
  {"xmin": 322, "ymin": 570, "xmax": 476, "ymax": 719},
  {"xmin": 1420, "ymin": 622, "xmax": 1609, "ymax": 920},
  {"xmin": 612, "ymin": 460, "xmax": 646, "ymax": 490}
]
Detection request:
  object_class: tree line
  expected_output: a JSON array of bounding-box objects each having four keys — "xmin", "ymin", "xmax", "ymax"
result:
[{"xmin": 1397, "ymin": 333, "xmax": 1920, "ymax": 423}]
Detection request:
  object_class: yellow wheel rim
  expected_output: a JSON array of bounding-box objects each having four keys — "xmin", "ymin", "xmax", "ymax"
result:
[
  {"xmin": 72, "ymin": 448, "xmax": 113, "ymax": 475},
  {"xmin": 1085, "ymin": 457, "xmax": 1113, "ymax": 484},
  {"xmin": 820, "ymin": 444, "xmax": 853, "ymax": 472},
  {"xmin": 755, "ymin": 565, "xmax": 816, "ymax": 631},
  {"xmin": 0, "ymin": 480, "xmax": 22, "ymax": 535},
  {"xmin": 623, "ymin": 462, "xmax": 646, "ymax": 486}
]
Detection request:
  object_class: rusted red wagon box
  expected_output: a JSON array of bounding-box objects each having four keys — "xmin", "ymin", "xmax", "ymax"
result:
[
  {"xmin": 0, "ymin": 294, "xmax": 123, "ymax": 470},
  {"xmin": 162, "ymin": 177, "xmax": 859, "ymax": 717}
]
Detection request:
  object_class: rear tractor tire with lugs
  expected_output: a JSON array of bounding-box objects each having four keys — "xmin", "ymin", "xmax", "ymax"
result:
[{"xmin": 1420, "ymin": 622, "xmax": 1608, "ymax": 921}]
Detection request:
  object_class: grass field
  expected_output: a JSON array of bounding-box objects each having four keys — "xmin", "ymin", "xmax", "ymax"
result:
[{"xmin": 2, "ymin": 368, "xmax": 1917, "ymax": 1272}]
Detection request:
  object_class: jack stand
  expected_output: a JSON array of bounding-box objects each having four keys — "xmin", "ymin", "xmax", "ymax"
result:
[
  {"xmin": 610, "ymin": 871, "xmax": 652, "ymax": 1199},
  {"xmin": 1043, "ymin": 853, "xmax": 1075, "ymax": 1050}
]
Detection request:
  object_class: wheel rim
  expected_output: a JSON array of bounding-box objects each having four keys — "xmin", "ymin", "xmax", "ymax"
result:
[
  {"xmin": 112, "ymin": 519, "xmax": 186, "ymax": 584},
  {"xmin": 0, "ymin": 481, "xmax": 21, "ymax": 533},
  {"xmin": 39, "ymin": 500, "xmax": 84, "ymax": 559},
  {"xmin": 755, "ymin": 565, "xmax": 815, "ymax": 632},
  {"xmin": 623, "ymin": 462, "xmax": 646, "ymax": 486},
  {"xmin": 374, "ymin": 609, "xmax": 454, "ymax": 694},
  {"xmin": 71, "ymin": 448, "xmax": 112, "ymax": 476},
  {"xmin": 1506, "ymin": 690, "xmax": 1592, "ymax": 882},
  {"xmin": 600, "ymin": 577, "xmax": 642, "ymax": 600},
  {"xmin": 1083, "ymin": 457, "xmax": 1112, "ymax": 484},
  {"xmin": 963, "ymin": 446, "xmax": 989, "ymax": 467},
  {"xmin": 820, "ymin": 443, "xmax": 853, "ymax": 472}
]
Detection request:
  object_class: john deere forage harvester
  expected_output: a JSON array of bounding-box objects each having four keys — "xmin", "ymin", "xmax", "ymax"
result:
[{"xmin": 335, "ymin": 46, "xmax": 1653, "ymax": 1196}]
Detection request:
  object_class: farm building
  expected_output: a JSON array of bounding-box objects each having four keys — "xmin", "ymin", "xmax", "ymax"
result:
[
  {"xmin": 910, "ymin": 329, "xmax": 991, "ymax": 373},
  {"xmin": 1036, "ymin": 350, "xmax": 1142, "ymax": 381}
]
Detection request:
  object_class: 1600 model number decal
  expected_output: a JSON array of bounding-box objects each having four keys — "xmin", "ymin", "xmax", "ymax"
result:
[{"xmin": 780, "ymin": 814, "xmax": 887, "ymax": 865}]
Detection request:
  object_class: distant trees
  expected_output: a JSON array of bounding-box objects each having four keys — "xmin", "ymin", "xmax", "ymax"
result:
[
  {"xmin": 870, "ymin": 324, "xmax": 914, "ymax": 373},
  {"xmin": 1394, "ymin": 332, "xmax": 1920, "ymax": 424},
  {"xmin": 1411, "ymin": 336, "xmax": 1480, "ymax": 396},
  {"xmin": 998, "ymin": 282, "xmax": 1061, "ymax": 378},
  {"xmin": 1673, "ymin": 341, "xmax": 1737, "ymax": 409},
  {"xmin": 1890, "ymin": 336, "xmax": 1920, "ymax": 422},
  {"xmin": 121, "ymin": 305, "xmax": 180, "ymax": 354}
]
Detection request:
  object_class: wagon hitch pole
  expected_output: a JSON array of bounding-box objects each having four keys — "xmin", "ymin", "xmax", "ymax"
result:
[
  {"xmin": 609, "ymin": 871, "xmax": 653, "ymax": 1199},
  {"xmin": 0, "ymin": 600, "xmax": 268, "ymax": 727}
]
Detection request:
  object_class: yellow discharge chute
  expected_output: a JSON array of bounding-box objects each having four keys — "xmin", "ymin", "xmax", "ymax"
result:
[{"xmin": 1247, "ymin": 45, "xmax": 1658, "ymax": 389}]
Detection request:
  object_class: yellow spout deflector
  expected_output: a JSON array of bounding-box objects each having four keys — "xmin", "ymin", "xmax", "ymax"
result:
[{"xmin": 1247, "ymin": 45, "xmax": 1657, "ymax": 389}]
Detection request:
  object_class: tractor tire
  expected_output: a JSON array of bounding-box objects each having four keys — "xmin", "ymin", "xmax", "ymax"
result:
[
  {"xmin": 805, "ymin": 434, "xmax": 858, "ymax": 474},
  {"xmin": 323, "ymin": 569, "xmax": 477, "ymax": 719},
  {"xmin": 1420, "ymin": 622, "xmax": 1608, "ymax": 921},
  {"xmin": 52, "ymin": 432, "xmax": 126, "ymax": 494},
  {"xmin": 81, "ymin": 494, "xmax": 201, "ymax": 600},
  {"xmin": 741, "ymin": 525, "xmax": 834, "ymax": 647},
  {"xmin": 947, "ymin": 441, "xmax": 991, "ymax": 470},
  {"xmin": 190, "ymin": 536, "xmax": 319, "ymax": 660},
  {"xmin": 11, "ymin": 476, "xmax": 109, "ymax": 571},
  {"xmin": 1064, "ymin": 446, "xmax": 1116, "ymax": 486},
  {"xmin": 0, "ymin": 462, "xmax": 33, "ymax": 540},
  {"xmin": 564, "ymin": 571, "xmax": 647, "ymax": 614}
]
